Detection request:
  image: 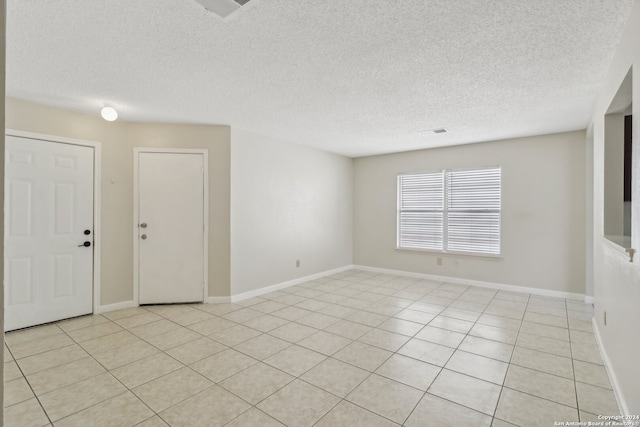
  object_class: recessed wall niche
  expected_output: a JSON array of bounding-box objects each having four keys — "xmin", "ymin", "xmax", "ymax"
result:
[{"xmin": 604, "ymin": 67, "xmax": 632, "ymax": 246}]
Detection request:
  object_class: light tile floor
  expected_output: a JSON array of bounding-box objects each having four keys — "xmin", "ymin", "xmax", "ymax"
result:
[{"xmin": 4, "ymin": 270, "xmax": 619, "ymax": 426}]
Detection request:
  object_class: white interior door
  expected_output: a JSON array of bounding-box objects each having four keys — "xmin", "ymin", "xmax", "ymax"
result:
[
  {"xmin": 4, "ymin": 135, "xmax": 94, "ymax": 331},
  {"xmin": 137, "ymin": 151, "xmax": 205, "ymax": 304}
]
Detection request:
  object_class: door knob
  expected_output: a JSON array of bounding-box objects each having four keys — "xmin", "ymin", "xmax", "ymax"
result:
[
  {"xmin": 141, "ymin": 234, "xmax": 147, "ymax": 240},
  {"xmin": 78, "ymin": 241, "xmax": 91, "ymax": 247}
]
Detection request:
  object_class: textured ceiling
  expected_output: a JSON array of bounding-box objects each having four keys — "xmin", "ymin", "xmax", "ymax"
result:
[{"xmin": 6, "ymin": 0, "xmax": 635, "ymax": 157}]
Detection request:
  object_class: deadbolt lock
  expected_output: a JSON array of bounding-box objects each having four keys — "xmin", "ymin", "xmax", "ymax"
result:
[{"xmin": 140, "ymin": 223, "xmax": 148, "ymax": 228}]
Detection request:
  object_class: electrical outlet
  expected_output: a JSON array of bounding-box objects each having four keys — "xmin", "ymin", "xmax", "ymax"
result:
[
  {"xmin": 436, "ymin": 257, "xmax": 442, "ymax": 266},
  {"xmin": 296, "ymin": 260, "xmax": 300, "ymax": 268}
]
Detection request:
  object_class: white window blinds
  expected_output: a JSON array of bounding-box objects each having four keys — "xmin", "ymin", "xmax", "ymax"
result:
[
  {"xmin": 398, "ymin": 167, "xmax": 501, "ymax": 255},
  {"xmin": 398, "ymin": 172, "xmax": 444, "ymax": 251}
]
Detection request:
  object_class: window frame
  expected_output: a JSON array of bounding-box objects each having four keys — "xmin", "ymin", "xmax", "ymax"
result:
[{"xmin": 397, "ymin": 166, "xmax": 502, "ymax": 257}]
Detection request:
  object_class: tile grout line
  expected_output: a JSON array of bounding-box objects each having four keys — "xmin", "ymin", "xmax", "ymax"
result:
[
  {"xmin": 231, "ymin": 275, "xmax": 427, "ymax": 426},
  {"xmin": 70, "ymin": 309, "xmax": 226, "ymax": 425},
  {"xmin": 496, "ymin": 295, "xmax": 598, "ymax": 424},
  {"xmin": 14, "ymin": 309, "xmax": 200, "ymax": 425},
  {"xmin": 52, "ymin": 317, "xmax": 157, "ymax": 425},
  {"xmin": 346, "ymin": 277, "xmax": 511, "ymax": 424},
  {"xmin": 4, "ymin": 269, "xmax": 604, "ymax": 426},
  {"xmin": 425, "ymin": 282, "xmax": 524, "ymax": 425},
  {"xmin": 490, "ymin": 290, "xmax": 531, "ymax": 426},
  {"xmin": 114, "ymin": 305, "xmax": 344, "ymax": 425},
  {"xmin": 4, "ymin": 343, "xmax": 55, "ymax": 427},
  {"xmin": 568, "ymin": 297, "xmax": 583, "ymax": 421},
  {"xmin": 372, "ymin": 280, "xmax": 498, "ymax": 424},
  {"xmin": 345, "ymin": 275, "xmax": 442, "ymax": 427},
  {"xmin": 19, "ymin": 323, "xmax": 118, "ymax": 425}
]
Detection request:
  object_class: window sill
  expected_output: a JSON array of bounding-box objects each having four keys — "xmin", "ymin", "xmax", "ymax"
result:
[
  {"xmin": 603, "ymin": 235, "xmax": 631, "ymax": 249},
  {"xmin": 395, "ymin": 247, "xmax": 503, "ymax": 260},
  {"xmin": 603, "ymin": 235, "xmax": 635, "ymax": 262}
]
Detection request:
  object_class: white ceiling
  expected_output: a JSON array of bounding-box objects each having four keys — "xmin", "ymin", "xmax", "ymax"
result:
[{"xmin": 6, "ymin": 0, "xmax": 636, "ymax": 157}]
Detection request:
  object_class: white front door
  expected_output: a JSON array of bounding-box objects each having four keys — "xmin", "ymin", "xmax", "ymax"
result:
[
  {"xmin": 4, "ymin": 135, "xmax": 94, "ymax": 331},
  {"xmin": 137, "ymin": 151, "xmax": 205, "ymax": 304}
]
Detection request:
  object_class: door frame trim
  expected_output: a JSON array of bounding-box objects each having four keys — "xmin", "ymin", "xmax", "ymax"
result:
[
  {"xmin": 5, "ymin": 129, "xmax": 103, "ymax": 315},
  {"xmin": 133, "ymin": 148, "xmax": 209, "ymax": 305}
]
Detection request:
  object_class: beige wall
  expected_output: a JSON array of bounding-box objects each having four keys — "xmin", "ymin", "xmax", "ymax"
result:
[
  {"xmin": 590, "ymin": 0, "xmax": 640, "ymax": 414},
  {"xmin": 127, "ymin": 124, "xmax": 231, "ymax": 298},
  {"xmin": 230, "ymin": 128, "xmax": 353, "ymax": 295},
  {"xmin": 5, "ymin": 98, "xmax": 232, "ymax": 303},
  {"xmin": 4, "ymin": 98, "xmax": 352, "ymax": 302},
  {"xmin": 6, "ymin": 98, "xmax": 132, "ymax": 305},
  {"xmin": 354, "ymin": 131, "xmax": 587, "ymax": 295}
]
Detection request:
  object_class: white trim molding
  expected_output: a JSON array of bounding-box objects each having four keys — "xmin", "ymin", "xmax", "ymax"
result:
[
  {"xmin": 206, "ymin": 265, "xmax": 354, "ymax": 304},
  {"xmin": 133, "ymin": 148, "xmax": 209, "ymax": 305},
  {"xmin": 207, "ymin": 296, "xmax": 232, "ymax": 304},
  {"xmin": 204, "ymin": 264, "xmax": 586, "ymax": 304},
  {"xmin": 352, "ymin": 265, "xmax": 586, "ymax": 300},
  {"xmin": 98, "ymin": 300, "xmax": 137, "ymax": 314},
  {"xmin": 592, "ymin": 318, "xmax": 627, "ymax": 415}
]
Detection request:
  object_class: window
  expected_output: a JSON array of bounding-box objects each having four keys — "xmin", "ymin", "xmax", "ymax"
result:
[{"xmin": 398, "ymin": 166, "xmax": 501, "ymax": 255}]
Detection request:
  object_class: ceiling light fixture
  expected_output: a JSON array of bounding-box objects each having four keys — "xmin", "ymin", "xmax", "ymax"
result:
[{"xmin": 100, "ymin": 106, "xmax": 118, "ymax": 122}]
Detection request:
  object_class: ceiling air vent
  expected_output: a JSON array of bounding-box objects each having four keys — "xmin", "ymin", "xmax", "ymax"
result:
[
  {"xmin": 418, "ymin": 128, "xmax": 448, "ymax": 136},
  {"xmin": 195, "ymin": 0, "xmax": 253, "ymax": 19}
]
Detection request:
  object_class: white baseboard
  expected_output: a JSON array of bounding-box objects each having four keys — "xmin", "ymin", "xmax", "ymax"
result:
[
  {"xmin": 592, "ymin": 318, "xmax": 627, "ymax": 414},
  {"xmin": 206, "ymin": 296, "xmax": 232, "ymax": 304},
  {"xmin": 105, "ymin": 265, "xmax": 587, "ymax": 310},
  {"xmin": 98, "ymin": 300, "xmax": 137, "ymax": 313},
  {"xmin": 207, "ymin": 265, "xmax": 354, "ymax": 304},
  {"xmin": 103, "ymin": 267, "xmax": 354, "ymax": 308},
  {"xmin": 352, "ymin": 265, "xmax": 586, "ymax": 300}
]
